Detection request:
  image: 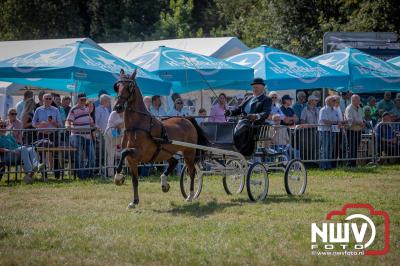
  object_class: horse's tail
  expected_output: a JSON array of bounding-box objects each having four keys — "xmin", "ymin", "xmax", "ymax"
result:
[{"xmin": 186, "ymin": 117, "xmax": 210, "ymax": 162}]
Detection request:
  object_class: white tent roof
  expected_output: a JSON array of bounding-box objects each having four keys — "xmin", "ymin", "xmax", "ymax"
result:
[{"xmin": 99, "ymin": 37, "xmax": 249, "ymax": 60}]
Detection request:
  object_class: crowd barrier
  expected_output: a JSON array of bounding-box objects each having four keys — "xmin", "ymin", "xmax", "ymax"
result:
[{"xmin": 1, "ymin": 122, "xmax": 399, "ymax": 182}]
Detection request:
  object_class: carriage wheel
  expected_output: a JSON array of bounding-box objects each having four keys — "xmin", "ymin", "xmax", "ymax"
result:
[
  {"xmin": 246, "ymin": 162, "xmax": 269, "ymax": 201},
  {"xmin": 284, "ymin": 159, "xmax": 307, "ymax": 196},
  {"xmin": 180, "ymin": 164, "xmax": 203, "ymax": 200},
  {"xmin": 222, "ymin": 159, "xmax": 245, "ymax": 195}
]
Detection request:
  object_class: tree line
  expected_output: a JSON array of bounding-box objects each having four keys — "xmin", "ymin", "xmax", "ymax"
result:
[{"xmin": 1, "ymin": 0, "xmax": 399, "ymax": 57}]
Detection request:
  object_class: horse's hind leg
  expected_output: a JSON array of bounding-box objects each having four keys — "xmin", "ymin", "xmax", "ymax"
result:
[
  {"xmin": 183, "ymin": 149, "xmax": 196, "ymax": 202},
  {"xmin": 126, "ymin": 158, "xmax": 140, "ymax": 209},
  {"xmin": 160, "ymin": 157, "xmax": 178, "ymax": 193}
]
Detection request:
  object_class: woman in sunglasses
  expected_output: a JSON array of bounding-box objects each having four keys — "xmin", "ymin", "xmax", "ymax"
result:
[
  {"xmin": 167, "ymin": 98, "xmax": 190, "ymax": 117},
  {"xmin": 6, "ymin": 108, "xmax": 23, "ymax": 144}
]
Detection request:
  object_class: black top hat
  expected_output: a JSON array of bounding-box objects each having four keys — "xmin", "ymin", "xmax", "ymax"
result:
[
  {"xmin": 251, "ymin": 77, "xmax": 265, "ymax": 86},
  {"xmin": 282, "ymin": 94, "xmax": 293, "ymax": 101}
]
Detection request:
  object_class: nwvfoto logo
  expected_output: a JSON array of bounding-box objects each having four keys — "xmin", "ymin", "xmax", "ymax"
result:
[{"xmin": 311, "ymin": 204, "xmax": 390, "ymax": 256}]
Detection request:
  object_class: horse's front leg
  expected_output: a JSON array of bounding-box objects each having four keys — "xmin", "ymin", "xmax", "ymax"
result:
[
  {"xmin": 114, "ymin": 148, "xmax": 137, "ymax": 185},
  {"xmin": 160, "ymin": 157, "xmax": 178, "ymax": 192},
  {"xmin": 127, "ymin": 158, "xmax": 139, "ymax": 209}
]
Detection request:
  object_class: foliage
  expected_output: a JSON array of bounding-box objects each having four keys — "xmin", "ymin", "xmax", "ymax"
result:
[{"xmin": 0, "ymin": 0, "xmax": 399, "ymax": 56}]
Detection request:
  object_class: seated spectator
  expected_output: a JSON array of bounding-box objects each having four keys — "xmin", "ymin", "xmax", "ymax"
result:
[
  {"xmin": 166, "ymin": 92, "xmax": 182, "ymax": 113},
  {"xmin": 21, "ymin": 98, "xmax": 37, "ymax": 145},
  {"xmin": 365, "ymin": 96, "xmax": 378, "ymax": 122},
  {"xmin": 292, "ymin": 91, "xmax": 307, "ymax": 118},
  {"xmin": 143, "ymin": 96, "xmax": 152, "ymax": 111},
  {"xmin": 104, "ymin": 110, "xmax": 124, "ymax": 177},
  {"xmin": 0, "ymin": 119, "xmax": 44, "ymax": 183},
  {"xmin": 270, "ymin": 114, "xmax": 290, "ymax": 158},
  {"xmin": 6, "ymin": 108, "xmax": 23, "ymax": 144},
  {"xmin": 300, "ymin": 95, "xmax": 320, "ymax": 124},
  {"xmin": 149, "ymin": 95, "xmax": 167, "ymax": 118},
  {"xmin": 167, "ymin": 98, "xmax": 189, "ymax": 116},
  {"xmin": 280, "ymin": 95, "xmax": 298, "ymax": 126},
  {"xmin": 195, "ymin": 108, "xmax": 207, "ymax": 124},
  {"xmin": 65, "ymin": 93, "xmax": 96, "ymax": 179},
  {"xmin": 95, "ymin": 94, "xmax": 111, "ymax": 133},
  {"xmin": 377, "ymin": 112, "xmax": 399, "ymax": 157},
  {"xmin": 16, "ymin": 90, "xmax": 33, "ymax": 120},
  {"xmin": 318, "ymin": 96, "xmax": 341, "ymax": 170},
  {"xmin": 390, "ymin": 96, "xmax": 400, "ymax": 121},
  {"xmin": 209, "ymin": 93, "xmax": 228, "ymax": 122},
  {"xmin": 377, "ymin": 91, "xmax": 394, "ymax": 113}
]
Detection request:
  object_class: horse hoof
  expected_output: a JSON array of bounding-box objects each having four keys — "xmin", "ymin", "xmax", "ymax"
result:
[
  {"xmin": 114, "ymin": 173, "xmax": 125, "ymax": 186},
  {"xmin": 161, "ymin": 183, "xmax": 170, "ymax": 193},
  {"xmin": 127, "ymin": 202, "xmax": 136, "ymax": 209}
]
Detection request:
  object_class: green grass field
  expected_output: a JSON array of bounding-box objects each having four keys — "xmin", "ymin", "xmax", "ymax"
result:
[{"xmin": 0, "ymin": 165, "xmax": 399, "ymax": 265}]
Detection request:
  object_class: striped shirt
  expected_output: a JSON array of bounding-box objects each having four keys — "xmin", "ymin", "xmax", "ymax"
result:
[{"xmin": 66, "ymin": 105, "xmax": 93, "ymax": 139}]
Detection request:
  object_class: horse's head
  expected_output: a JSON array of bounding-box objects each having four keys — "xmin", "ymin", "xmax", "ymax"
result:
[{"xmin": 113, "ymin": 69, "xmax": 138, "ymax": 113}]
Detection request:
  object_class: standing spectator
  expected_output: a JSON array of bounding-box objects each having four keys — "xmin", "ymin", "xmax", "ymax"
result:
[
  {"xmin": 378, "ymin": 112, "xmax": 399, "ymax": 157},
  {"xmin": 35, "ymin": 90, "xmax": 47, "ymax": 109},
  {"xmin": 6, "ymin": 108, "xmax": 23, "ymax": 144},
  {"xmin": 65, "ymin": 93, "xmax": 96, "ymax": 179},
  {"xmin": 62, "ymin": 96, "xmax": 72, "ymax": 116},
  {"xmin": 292, "ymin": 91, "xmax": 307, "ymax": 118},
  {"xmin": 209, "ymin": 93, "xmax": 228, "ymax": 122},
  {"xmin": 267, "ymin": 91, "xmax": 285, "ymax": 124},
  {"xmin": 344, "ymin": 94, "xmax": 365, "ymax": 167},
  {"xmin": 94, "ymin": 90, "xmax": 111, "ymax": 113},
  {"xmin": 95, "ymin": 94, "xmax": 111, "ymax": 133},
  {"xmin": 300, "ymin": 95, "xmax": 320, "ymax": 124},
  {"xmin": 333, "ymin": 95, "xmax": 343, "ymax": 120},
  {"xmin": 32, "ymin": 93, "xmax": 63, "ymax": 178},
  {"xmin": 363, "ymin": 106, "xmax": 375, "ymax": 131},
  {"xmin": 195, "ymin": 108, "xmax": 207, "ymax": 124},
  {"xmin": 143, "ymin": 96, "xmax": 152, "ymax": 111},
  {"xmin": 0, "ymin": 119, "xmax": 45, "ymax": 183},
  {"xmin": 149, "ymin": 95, "xmax": 167, "ymax": 118},
  {"xmin": 389, "ymin": 96, "xmax": 400, "ymax": 121},
  {"xmin": 104, "ymin": 110, "xmax": 124, "ymax": 177},
  {"xmin": 318, "ymin": 96, "xmax": 341, "ymax": 170},
  {"xmin": 15, "ymin": 90, "xmax": 33, "ymax": 120},
  {"xmin": 52, "ymin": 93, "xmax": 66, "ymax": 123},
  {"xmin": 377, "ymin": 91, "xmax": 394, "ymax": 113},
  {"xmin": 167, "ymin": 98, "xmax": 190, "ymax": 116},
  {"xmin": 280, "ymin": 95, "xmax": 298, "ymax": 126},
  {"xmin": 365, "ymin": 96, "xmax": 378, "ymax": 122},
  {"xmin": 21, "ymin": 98, "xmax": 37, "ymax": 144},
  {"xmin": 339, "ymin": 91, "xmax": 352, "ymax": 114}
]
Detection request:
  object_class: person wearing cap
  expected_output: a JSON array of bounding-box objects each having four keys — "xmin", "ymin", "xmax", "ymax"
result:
[
  {"xmin": 280, "ymin": 95, "xmax": 298, "ymax": 126},
  {"xmin": 292, "ymin": 91, "xmax": 307, "ymax": 118},
  {"xmin": 225, "ymin": 78, "xmax": 271, "ymax": 123},
  {"xmin": 389, "ymin": 96, "xmax": 400, "ymax": 121},
  {"xmin": 149, "ymin": 95, "xmax": 167, "ymax": 118},
  {"xmin": 94, "ymin": 90, "xmax": 112, "ymax": 113},
  {"xmin": 377, "ymin": 112, "xmax": 399, "ymax": 157},
  {"xmin": 167, "ymin": 97, "xmax": 190, "ymax": 117},
  {"xmin": 377, "ymin": 91, "xmax": 394, "ymax": 113},
  {"xmin": 344, "ymin": 94, "xmax": 365, "ymax": 167},
  {"xmin": 300, "ymin": 95, "xmax": 320, "ymax": 124},
  {"xmin": 66, "ymin": 93, "xmax": 96, "ymax": 179},
  {"xmin": 209, "ymin": 93, "xmax": 228, "ymax": 122}
]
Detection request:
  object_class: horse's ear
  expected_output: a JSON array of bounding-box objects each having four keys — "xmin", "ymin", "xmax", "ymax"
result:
[
  {"xmin": 130, "ymin": 69, "xmax": 137, "ymax": 80},
  {"xmin": 120, "ymin": 69, "xmax": 125, "ymax": 76}
]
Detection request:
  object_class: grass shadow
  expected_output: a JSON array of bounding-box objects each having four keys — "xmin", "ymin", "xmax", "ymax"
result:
[
  {"xmin": 153, "ymin": 198, "xmax": 240, "ymax": 217},
  {"xmin": 230, "ymin": 194, "xmax": 327, "ymax": 204}
]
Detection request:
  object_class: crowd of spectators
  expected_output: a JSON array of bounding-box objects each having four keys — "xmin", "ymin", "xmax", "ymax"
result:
[{"xmin": 1, "ymin": 88, "xmax": 400, "ymax": 182}]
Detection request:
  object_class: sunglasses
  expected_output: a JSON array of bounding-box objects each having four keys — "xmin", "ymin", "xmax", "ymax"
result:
[
  {"xmin": 9, "ymin": 113, "xmax": 17, "ymax": 115},
  {"xmin": 44, "ymin": 97, "xmax": 52, "ymax": 100},
  {"xmin": 79, "ymin": 98, "xmax": 87, "ymax": 101},
  {"xmin": 271, "ymin": 96, "xmax": 277, "ymax": 99},
  {"xmin": 0, "ymin": 125, "xmax": 6, "ymax": 128},
  {"xmin": 176, "ymin": 102, "xmax": 183, "ymax": 104}
]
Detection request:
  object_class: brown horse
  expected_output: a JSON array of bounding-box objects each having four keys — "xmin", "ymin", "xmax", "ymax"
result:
[{"xmin": 113, "ymin": 70, "xmax": 209, "ymax": 209}]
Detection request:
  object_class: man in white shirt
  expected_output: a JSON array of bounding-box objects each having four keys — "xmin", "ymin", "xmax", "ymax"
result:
[{"xmin": 95, "ymin": 94, "xmax": 111, "ymax": 133}]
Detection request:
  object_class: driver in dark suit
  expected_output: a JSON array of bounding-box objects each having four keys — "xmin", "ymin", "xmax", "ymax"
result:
[{"xmin": 225, "ymin": 78, "xmax": 272, "ymax": 124}]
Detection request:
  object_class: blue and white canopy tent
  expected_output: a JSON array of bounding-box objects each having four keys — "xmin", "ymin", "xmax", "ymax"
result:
[
  {"xmin": 131, "ymin": 45, "xmax": 254, "ymax": 93},
  {"xmin": 387, "ymin": 56, "xmax": 400, "ymax": 67},
  {"xmin": 225, "ymin": 45, "xmax": 349, "ymax": 90},
  {"xmin": 0, "ymin": 41, "xmax": 171, "ymax": 96},
  {"xmin": 311, "ymin": 48, "xmax": 400, "ymax": 92}
]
